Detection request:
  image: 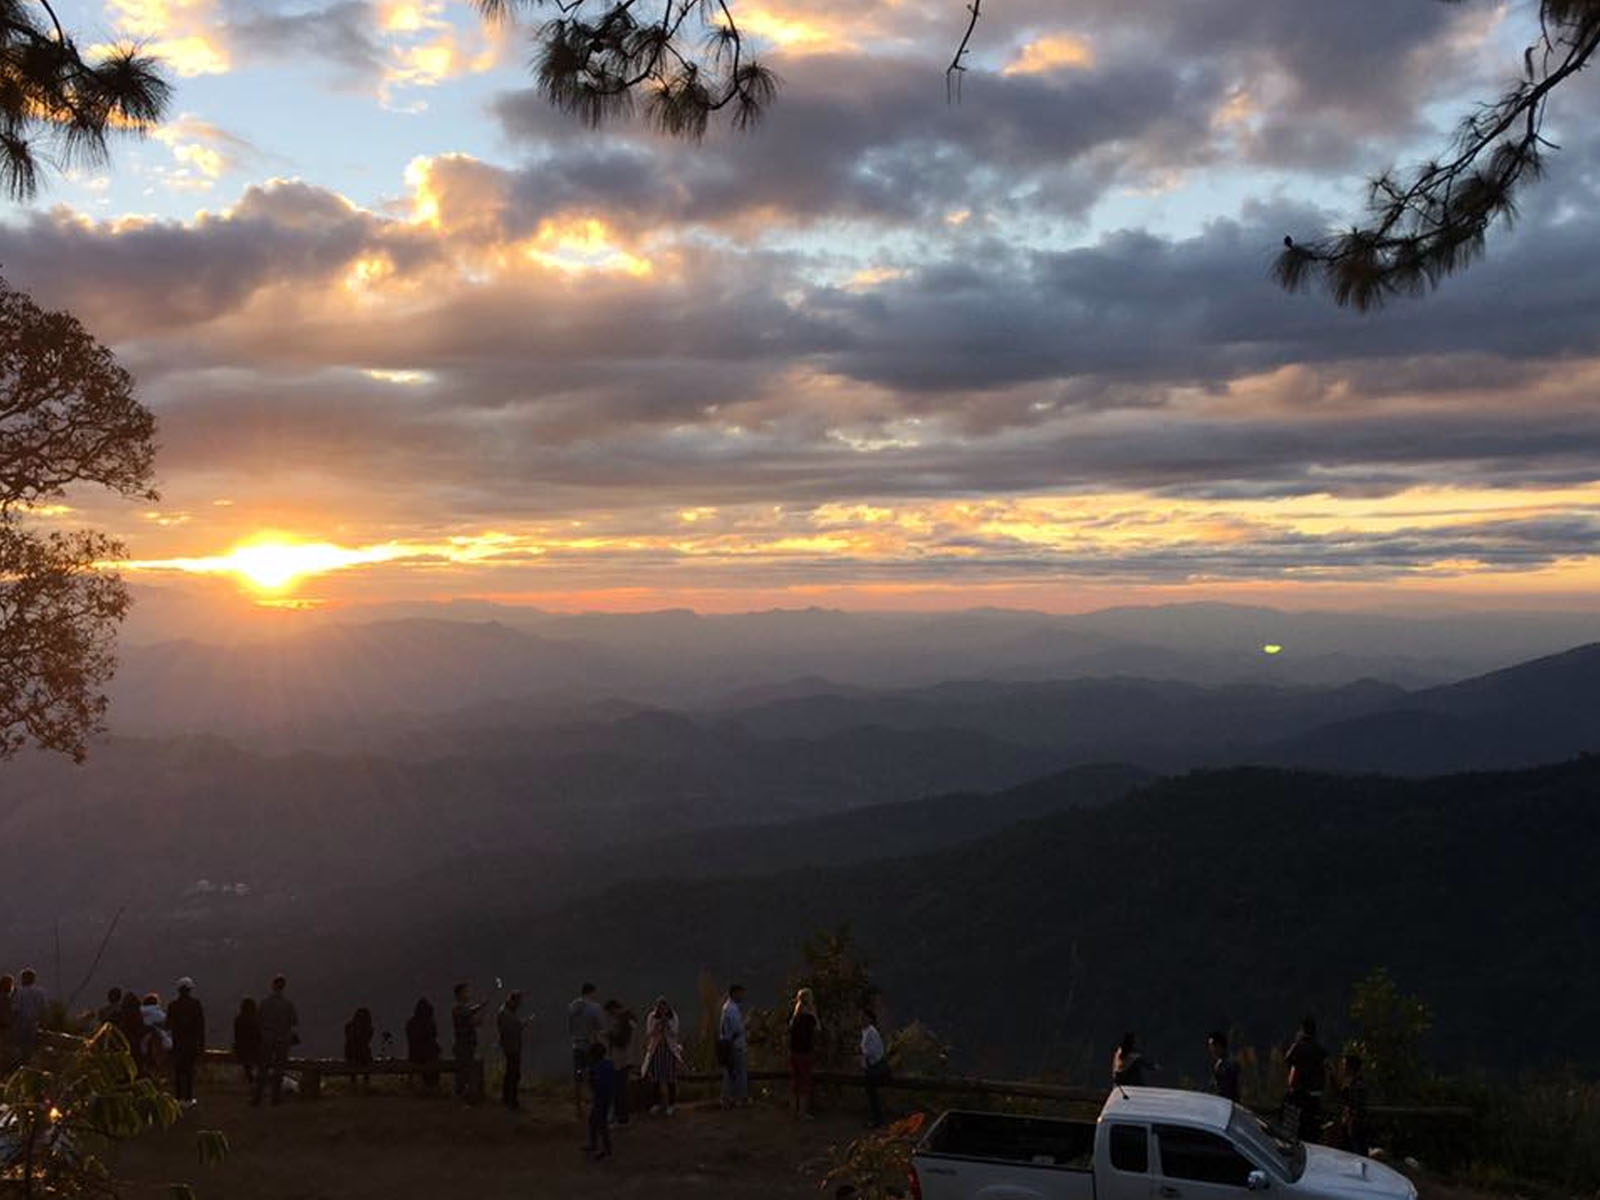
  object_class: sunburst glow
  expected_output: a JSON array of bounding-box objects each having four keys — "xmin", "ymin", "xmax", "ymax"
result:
[{"xmin": 127, "ymin": 537, "xmax": 410, "ymax": 593}]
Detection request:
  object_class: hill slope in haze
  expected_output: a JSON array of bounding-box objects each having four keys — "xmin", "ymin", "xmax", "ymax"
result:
[{"xmin": 378, "ymin": 756, "xmax": 1600, "ymax": 1082}]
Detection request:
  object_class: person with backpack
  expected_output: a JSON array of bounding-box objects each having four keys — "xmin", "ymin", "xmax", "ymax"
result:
[{"xmin": 718, "ymin": 983, "xmax": 749, "ymax": 1109}]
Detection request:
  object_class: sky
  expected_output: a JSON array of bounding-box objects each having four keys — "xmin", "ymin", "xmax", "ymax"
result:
[{"xmin": 7, "ymin": 0, "xmax": 1600, "ymax": 615}]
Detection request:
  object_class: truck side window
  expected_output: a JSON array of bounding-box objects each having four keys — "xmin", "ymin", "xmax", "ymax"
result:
[
  {"xmin": 1109, "ymin": 1124, "xmax": 1149, "ymax": 1173},
  {"xmin": 1155, "ymin": 1125, "xmax": 1254, "ymax": 1187}
]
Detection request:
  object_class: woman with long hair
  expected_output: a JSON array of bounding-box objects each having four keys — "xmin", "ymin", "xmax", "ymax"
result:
[
  {"xmin": 406, "ymin": 997, "xmax": 442, "ymax": 1091},
  {"xmin": 788, "ymin": 987, "xmax": 820, "ymax": 1119},
  {"xmin": 640, "ymin": 996, "xmax": 683, "ymax": 1116},
  {"xmin": 233, "ymin": 997, "xmax": 262, "ymax": 1084}
]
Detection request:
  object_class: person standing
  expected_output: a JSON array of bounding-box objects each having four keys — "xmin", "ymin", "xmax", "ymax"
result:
[
  {"xmin": 719, "ymin": 983, "xmax": 750, "ymax": 1109},
  {"xmin": 117, "ymin": 992, "xmax": 151, "ymax": 1073},
  {"xmin": 12, "ymin": 969, "xmax": 49, "ymax": 1064},
  {"xmin": 406, "ymin": 998, "xmax": 442, "ymax": 1092},
  {"xmin": 497, "ymin": 991, "xmax": 530, "ymax": 1111},
  {"xmin": 1285, "ymin": 1016, "xmax": 1329, "ymax": 1141},
  {"xmin": 96, "ymin": 987, "xmax": 124, "ymax": 1028},
  {"xmin": 166, "ymin": 978, "xmax": 206, "ymax": 1106},
  {"xmin": 344, "ymin": 1007, "xmax": 375, "ymax": 1093},
  {"xmin": 586, "ymin": 1042, "xmax": 616, "ymax": 1161},
  {"xmin": 1336, "ymin": 1052, "xmax": 1369, "ymax": 1156},
  {"xmin": 232, "ymin": 998, "xmax": 262, "ymax": 1084},
  {"xmin": 451, "ymin": 982, "xmax": 490, "ymax": 1104},
  {"xmin": 567, "ymin": 983, "xmax": 605, "ymax": 1119},
  {"xmin": 1112, "ymin": 1032, "xmax": 1158, "ymax": 1087},
  {"xmin": 0, "ymin": 975, "xmax": 15, "ymax": 1071},
  {"xmin": 1207, "ymin": 1031, "xmax": 1242, "ymax": 1102},
  {"xmin": 604, "ymin": 999, "xmax": 637, "ymax": 1125},
  {"xmin": 788, "ymin": 988, "xmax": 820, "ymax": 1119},
  {"xmin": 252, "ymin": 975, "xmax": 298, "ymax": 1107},
  {"xmin": 861, "ymin": 1007, "xmax": 890, "ymax": 1128},
  {"xmin": 641, "ymin": 996, "xmax": 682, "ymax": 1116}
]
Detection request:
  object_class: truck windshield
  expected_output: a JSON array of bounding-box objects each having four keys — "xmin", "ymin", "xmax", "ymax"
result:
[{"xmin": 1226, "ymin": 1109, "xmax": 1307, "ymax": 1183}]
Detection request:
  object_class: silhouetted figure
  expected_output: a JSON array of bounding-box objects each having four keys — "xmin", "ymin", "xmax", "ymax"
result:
[
  {"xmin": 1335, "ymin": 1052, "xmax": 1369, "ymax": 1155},
  {"xmin": 117, "ymin": 992, "xmax": 150, "ymax": 1073},
  {"xmin": 719, "ymin": 983, "xmax": 749, "ymax": 1108},
  {"xmin": 1285, "ymin": 1016, "xmax": 1329, "ymax": 1141},
  {"xmin": 0, "ymin": 975, "xmax": 15, "ymax": 1072},
  {"xmin": 167, "ymin": 977, "xmax": 206, "ymax": 1105},
  {"xmin": 97, "ymin": 987, "xmax": 124, "ymax": 1028},
  {"xmin": 451, "ymin": 981, "xmax": 489, "ymax": 1104},
  {"xmin": 568, "ymin": 982, "xmax": 605, "ymax": 1118},
  {"xmin": 789, "ymin": 987, "xmax": 820, "ymax": 1119},
  {"xmin": 1112, "ymin": 1032, "xmax": 1158, "ymax": 1087},
  {"xmin": 12, "ymin": 969, "xmax": 48, "ymax": 1064},
  {"xmin": 344, "ymin": 1006, "xmax": 375, "ymax": 1092},
  {"xmin": 641, "ymin": 996, "xmax": 682, "ymax": 1115},
  {"xmin": 141, "ymin": 992, "xmax": 171, "ymax": 1074},
  {"xmin": 233, "ymin": 998, "xmax": 262, "ymax": 1084},
  {"xmin": 252, "ymin": 975, "xmax": 298, "ymax": 1107},
  {"xmin": 586, "ymin": 1041, "xmax": 615, "ymax": 1160},
  {"xmin": 497, "ymin": 991, "xmax": 530, "ymax": 1111},
  {"xmin": 1207, "ymin": 1030, "xmax": 1241, "ymax": 1102},
  {"xmin": 406, "ymin": 998, "xmax": 442, "ymax": 1091},
  {"xmin": 861, "ymin": 1006, "xmax": 890, "ymax": 1128},
  {"xmin": 604, "ymin": 999, "xmax": 636, "ymax": 1125}
]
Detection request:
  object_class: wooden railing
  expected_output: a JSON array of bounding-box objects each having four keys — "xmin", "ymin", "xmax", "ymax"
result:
[{"xmin": 197, "ymin": 1051, "xmax": 1470, "ymax": 1120}]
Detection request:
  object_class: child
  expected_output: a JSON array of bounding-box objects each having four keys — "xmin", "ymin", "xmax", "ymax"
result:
[{"xmin": 587, "ymin": 1041, "xmax": 615, "ymax": 1160}]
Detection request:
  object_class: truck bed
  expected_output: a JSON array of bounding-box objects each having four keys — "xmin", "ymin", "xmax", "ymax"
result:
[{"xmin": 919, "ymin": 1110, "xmax": 1097, "ymax": 1170}]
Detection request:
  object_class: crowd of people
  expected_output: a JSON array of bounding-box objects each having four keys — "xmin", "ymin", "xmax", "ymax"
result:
[
  {"xmin": 1113, "ymin": 1017, "xmax": 1370, "ymax": 1155},
  {"xmin": 3, "ymin": 965, "xmax": 1370, "ymax": 1160}
]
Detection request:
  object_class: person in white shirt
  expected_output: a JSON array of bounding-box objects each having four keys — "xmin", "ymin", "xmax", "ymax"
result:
[
  {"xmin": 718, "ymin": 983, "xmax": 749, "ymax": 1108},
  {"xmin": 861, "ymin": 1007, "xmax": 890, "ymax": 1127}
]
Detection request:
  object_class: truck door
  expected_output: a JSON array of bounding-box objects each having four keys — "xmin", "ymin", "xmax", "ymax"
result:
[
  {"xmin": 1099, "ymin": 1122, "xmax": 1155, "ymax": 1200},
  {"xmin": 1151, "ymin": 1123, "xmax": 1260, "ymax": 1200}
]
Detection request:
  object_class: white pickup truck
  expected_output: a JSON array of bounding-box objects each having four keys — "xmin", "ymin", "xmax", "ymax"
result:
[{"xmin": 911, "ymin": 1087, "xmax": 1418, "ymax": 1200}]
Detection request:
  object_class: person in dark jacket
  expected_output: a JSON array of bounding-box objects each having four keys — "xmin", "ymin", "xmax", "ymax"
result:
[
  {"xmin": 166, "ymin": 977, "xmax": 206, "ymax": 1104},
  {"xmin": 117, "ymin": 991, "xmax": 150, "ymax": 1073},
  {"xmin": 344, "ymin": 1007, "xmax": 375, "ymax": 1092},
  {"xmin": 497, "ymin": 991, "xmax": 530, "ymax": 1111},
  {"xmin": 1336, "ymin": 1052, "xmax": 1370, "ymax": 1155},
  {"xmin": 1112, "ymin": 1032, "xmax": 1158, "ymax": 1087},
  {"xmin": 252, "ymin": 975, "xmax": 298, "ymax": 1108},
  {"xmin": 406, "ymin": 998, "xmax": 442, "ymax": 1091},
  {"xmin": 233, "ymin": 998, "xmax": 262, "ymax": 1084},
  {"xmin": 1207, "ymin": 1031, "xmax": 1242, "ymax": 1102},
  {"xmin": 1285, "ymin": 1016, "xmax": 1329, "ymax": 1141},
  {"xmin": 604, "ymin": 999, "xmax": 637, "ymax": 1125},
  {"xmin": 451, "ymin": 982, "xmax": 490, "ymax": 1104}
]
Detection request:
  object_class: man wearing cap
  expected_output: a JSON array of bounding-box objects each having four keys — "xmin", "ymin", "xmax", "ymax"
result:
[{"xmin": 167, "ymin": 977, "xmax": 206, "ymax": 1105}]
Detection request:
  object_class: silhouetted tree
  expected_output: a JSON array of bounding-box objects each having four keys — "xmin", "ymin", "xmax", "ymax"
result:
[
  {"xmin": 1, "ymin": 276, "xmax": 157, "ymax": 762},
  {"xmin": 1277, "ymin": 0, "xmax": 1600, "ymax": 308},
  {"xmin": 0, "ymin": 0, "xmax": 171, "ymax": 198},
  {"xmin": 478, "ymin": 0, "xmax": 776, "ymax": 138},
  {"xmin": 496, "ymin": 0, "xmax": 1598, "ymax": 307}
]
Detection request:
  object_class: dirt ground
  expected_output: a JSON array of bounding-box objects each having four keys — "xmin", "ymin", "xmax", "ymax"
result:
[
  {"xmin": 111, "ymin": 1073, "xmax": 1505, "ymax": 1200},
  {"xmin": 113, "ymin": 1074, "xmax": 866, "ymax": 1199}
]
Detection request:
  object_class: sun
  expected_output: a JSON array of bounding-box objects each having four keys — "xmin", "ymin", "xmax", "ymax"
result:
[{"xmin": 216, "ymin": 537, "xmax": 403, "ymax": 593}]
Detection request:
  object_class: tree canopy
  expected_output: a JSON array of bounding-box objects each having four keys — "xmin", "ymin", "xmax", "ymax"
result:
[
  {"xmin": 0, "ymin": 0, "xmax": 170, "ymax": 199},
  {"xmin": 493, "ymin": 0, "xmax": 1600, "ymax": 307},
  {"xmin": 0, "ymin": 278, "xmax": 157, "ymax": 761}
]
